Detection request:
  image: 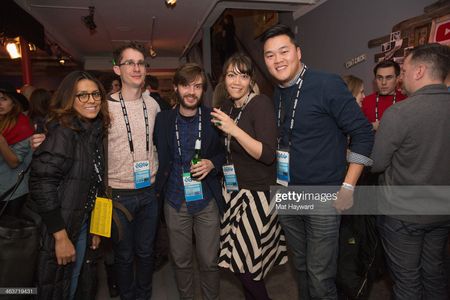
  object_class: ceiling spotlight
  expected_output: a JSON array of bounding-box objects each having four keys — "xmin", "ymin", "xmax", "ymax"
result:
[
  {"xmin": 165, "ymin": 0, "xmax": 176, "ymax": 8},
  {"xmin": 149, "ymin": 47, "xmax": 157, "ymax": 58},
  {"xmin": 5, "ymin": 38, "xmax": 21, "ymax": 59},
  {"xmin": 28, "ymin": 43, "xmax": 37, "ymax": 52},
  {"xmin": 58, "ymin": 56, "xmax": 65, "ymax": 65},
  {"xmin": 82, "ymin": 6, "xmax": 97, "ymax": 34}
]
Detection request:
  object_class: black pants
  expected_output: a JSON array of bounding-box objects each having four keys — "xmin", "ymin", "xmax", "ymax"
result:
[{"xmin": 0, "ymin": 194, "xmax": 28, "ymax": 217}]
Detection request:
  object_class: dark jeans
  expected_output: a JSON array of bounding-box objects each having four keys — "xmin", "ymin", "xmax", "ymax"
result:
[
  {"xmin": 112, "ymin": 187, "xmax": 159, "ymax": 300},
  {"xmin": 377, "ymin": 215, "xmax": 450, "ymax": 300},
  {"xmin": 279, "ymin": 214, "xmax": 340, "ymax": 300},
  {"xmin": 0, "ymin": 194, "xmax": 28, "ymax": 217}
]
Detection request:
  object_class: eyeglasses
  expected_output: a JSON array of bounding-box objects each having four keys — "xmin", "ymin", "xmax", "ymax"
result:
[
  {"xmin": 76, "ymin": 91, "xmax": 102, "ymax": 103},
  {"xmin": 118, "ymin": 60, "xmax": 146, "ymax": 69}
]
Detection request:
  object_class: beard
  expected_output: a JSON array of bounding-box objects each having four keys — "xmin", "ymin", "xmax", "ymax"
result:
[{"xmin": 177, "ymin": 92, "xmax": 202, "ymax": 109}]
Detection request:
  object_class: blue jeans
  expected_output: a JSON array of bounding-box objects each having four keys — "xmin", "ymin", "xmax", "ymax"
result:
[
  {"xmin": 69, "ymin": 220, "xmax": 88, "ymax": 300},
  {"xmin": 112, "ymin": 187, "xmax": 159, "ymax": 300},
  {"xmin": 377, "ymin": 215, "xmax": 450, "ymax": 300},
  {"xmin": 278, "ymin": 214, "xmax": 340, "ymax": 300}
]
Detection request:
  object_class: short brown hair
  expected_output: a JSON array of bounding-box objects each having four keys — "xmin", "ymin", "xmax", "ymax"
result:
[
  {"xmin": 112, "ymin": 41, "xmax": 147, "ymax": 66},
  {"xmin": 173, "ymin": 63, "xmax": 207, "ymax": 91}
]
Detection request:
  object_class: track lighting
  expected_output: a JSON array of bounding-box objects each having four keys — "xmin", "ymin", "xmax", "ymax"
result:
[
  {"xmin": 165, "ymin": 0, "xmax": 176, "ymax": 8},
  {"xmin": 82, "ymin": 6, "xmax": 97, "ymax": 34}
]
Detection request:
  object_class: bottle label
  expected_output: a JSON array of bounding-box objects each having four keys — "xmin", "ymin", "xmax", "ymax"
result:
[
  {"xmin": 223, "ymin": 164, "xmax": 239, "ymax": 192},
  {"xmin": 182, "ymin": 172, "xmax": 204, "ymax": 202}
]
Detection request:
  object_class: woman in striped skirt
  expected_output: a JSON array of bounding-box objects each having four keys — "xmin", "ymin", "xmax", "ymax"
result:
[{"xmin": 211, "ymin": 53, "xmax": 287, "ymax": 300}]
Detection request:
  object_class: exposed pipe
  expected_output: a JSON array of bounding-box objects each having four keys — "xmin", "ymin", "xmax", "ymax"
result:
[{"xmin": 29, "ymin": 4, "xmax": 89, "ymax": 10}]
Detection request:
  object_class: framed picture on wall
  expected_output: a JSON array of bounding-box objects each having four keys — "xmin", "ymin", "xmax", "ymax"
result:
[{"xmin": 414, "ymin": 25, "xmax": 430, "ymax": 46}]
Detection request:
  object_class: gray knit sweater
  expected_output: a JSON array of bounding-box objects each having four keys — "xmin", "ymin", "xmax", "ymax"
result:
[{"xmin": 372, "ymin": 84, "xmax": 450, "ymax": 224}]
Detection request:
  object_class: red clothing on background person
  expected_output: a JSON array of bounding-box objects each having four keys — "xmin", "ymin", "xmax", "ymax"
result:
[
  {"xmin": 362, "ymin": 90, "xmax": 407, "ymax": 123},
  {"xmin": 2, "ymin": 113, "xmax": 34, "ymax": 145}
]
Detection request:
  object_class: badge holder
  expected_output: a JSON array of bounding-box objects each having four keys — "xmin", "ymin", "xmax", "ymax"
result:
[
  {"xmin": 276, "ymin": 149, "xmax": 290, "ymax": 186},
  {"xmin": 133, "ymin": 160, "xmax": 151, "ymax": 189},
  {"xmin": 183, "ymin": 172, "xmax": 204, "ymax": 202},
  {"xmin": 223, "ymin": 164, "xmax": 239, "ymax": 192}
]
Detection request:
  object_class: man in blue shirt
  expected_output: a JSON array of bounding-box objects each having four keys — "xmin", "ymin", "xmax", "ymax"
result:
[
  {"xmin": 261, "ymin": 24, "xmax": 374, "ymax": 299},
  {"xmin": 154, "ymin": 63, "xmax": 225, "ymax": 300}
]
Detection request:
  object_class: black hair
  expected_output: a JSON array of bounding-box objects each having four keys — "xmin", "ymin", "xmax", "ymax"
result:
[
  {"xmin": 145, "ymin": 75, "xmax": 159, "ymax": 90},
  {"xmin": 373, "ymin": 60, "xmax": 400, "ymax": 76},
  {"xmin": 407, "ymin": 43, "xmax": 450, "ymax": 81},
  {"xmin": 260, "ymin": 23, "xmax": 298, "ymax": 47}
]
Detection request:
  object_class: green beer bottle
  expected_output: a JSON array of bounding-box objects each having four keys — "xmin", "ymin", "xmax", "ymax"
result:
[
  {"xmin": 191, "ymin": 139, "xmax": 201, "ymax": 165},
  {"xmin": 191, "ymin": 139, "xmax": 201, "ymax": 180}
]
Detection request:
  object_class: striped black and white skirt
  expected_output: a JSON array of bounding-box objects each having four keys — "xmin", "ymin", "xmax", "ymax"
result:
[{"xmin": 218, "ymin": 188, "xmax": 288, "ymax": 280}]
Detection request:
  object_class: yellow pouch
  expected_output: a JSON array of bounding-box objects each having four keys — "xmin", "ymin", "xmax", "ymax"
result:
[{"xmin": 89, "ymin": 197, "xmax": 113, "ymax": 238}]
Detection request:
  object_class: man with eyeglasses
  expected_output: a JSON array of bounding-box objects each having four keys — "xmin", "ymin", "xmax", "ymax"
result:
[
  {"xmin": 362, "ymin": 60, "xmax": 407, "ymax": 131},
  {"xmin": 108, "ymin": 42, "xmax": 160, "ymax": 300}
]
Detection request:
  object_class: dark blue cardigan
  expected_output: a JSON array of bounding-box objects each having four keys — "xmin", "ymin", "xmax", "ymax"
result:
[
  {"xmin": 274, "ymin": 68, "xmax": 374, "ymax": 185},
  {"xmin": 153, "ymin": 105, "xmax": 226, "ymax": 214}
]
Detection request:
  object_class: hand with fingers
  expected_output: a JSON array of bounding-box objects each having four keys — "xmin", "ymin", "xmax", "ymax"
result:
[
  {"xmin": 30, "ymin": 133, "xmax": 46, "ymax": 151},
  {"xmin": 190, "ymin": 159, "xmax": 215, "ymax": 181},
  {"xmin": 53, "ymin": 229, "xmax": 76, "ymax": 265},
  {"xmin": 333, "ymin": 187, "xmax": 354, "ymax": 214},
  {"xmin": 210, "ymin": 108, "xmax": 238, "ymax": 136}
]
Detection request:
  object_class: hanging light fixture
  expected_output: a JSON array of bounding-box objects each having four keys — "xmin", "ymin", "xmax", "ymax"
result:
[
  {"xmin": 149, "ymin": 16, "xmax": 157, "ymax": 58},
  {"xmin": 6, "ymin": 37, "xmax": 21, "ymax": 59},
  {"xmin": 6, "ymin": 42, "xmax": 21, "ymax": 59}
]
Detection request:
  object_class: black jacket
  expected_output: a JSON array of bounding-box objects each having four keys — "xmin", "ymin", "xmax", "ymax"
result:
[{"xmin": 29, "ymin": 117, "xmax": 105, "ymax": 300}]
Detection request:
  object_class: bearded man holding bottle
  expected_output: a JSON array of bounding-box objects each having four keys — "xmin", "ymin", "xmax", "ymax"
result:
[{"xmin": 153, "ymin": 63, "xmax": 225, "ymax": 300}]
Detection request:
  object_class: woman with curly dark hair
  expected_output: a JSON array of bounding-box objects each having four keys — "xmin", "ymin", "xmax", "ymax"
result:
[{"xmin": 29, "ymin": 70, "xmax": 110, "ymax": 300}]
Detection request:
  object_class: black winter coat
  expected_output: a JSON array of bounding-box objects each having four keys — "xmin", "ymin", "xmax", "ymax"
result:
[{"xmin": 29, "ymin": 117, "xmax": 105, "ymax": 300}]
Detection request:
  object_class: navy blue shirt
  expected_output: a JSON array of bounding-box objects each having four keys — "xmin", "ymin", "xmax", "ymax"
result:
[
  {"xmin": 274, "ymin": 68, "xmax": 374, "ymax": 185},
  {"xmin": 165, "ymin": 111, "xmax": 212, "ymax": 214}
]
